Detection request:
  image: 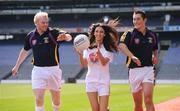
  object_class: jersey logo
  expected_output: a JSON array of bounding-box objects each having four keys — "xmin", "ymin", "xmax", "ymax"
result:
[
  {"xmin": 29, "ymin": 30, "xmax": 58, "ymax": 47},
  {"xmin": 130, "ymin": 29, "xmax": 156, "ymax": 47},
  {"xmin": 43, "ymin": 37, "xmax": 49, "ymax": 43},
  {"xmin": 32, "ymin": 39, "xmax": 37, "ymax": 45},
  {"xmin": 148, "ymin": 37, "xmax": 153, "ymax": 43},
  {"xmin": 134, "ymin": 38, "xmax": 140, "ymax": 44}
]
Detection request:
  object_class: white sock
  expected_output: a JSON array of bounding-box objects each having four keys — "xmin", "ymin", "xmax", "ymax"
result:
[
  {"xmin": 35, "ymin": 106, "xmax": 44, "ymax": 111},
  {"xmin": 52, "ymin": 103, "xmax": 60, "ymax": 111}
]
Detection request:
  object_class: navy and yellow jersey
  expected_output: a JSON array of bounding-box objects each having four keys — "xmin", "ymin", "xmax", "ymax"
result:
[
  {"xmin": 24, "ymin": 27, "xmax": 65, "ymax": 66},
  {"xmin": 120, "ymin": 28, "xmax": 158, "ymax": 68}
]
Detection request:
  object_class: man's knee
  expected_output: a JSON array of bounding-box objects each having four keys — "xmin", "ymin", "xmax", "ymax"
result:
[
  {"xmin": 35, "ymin": 94, "xmax": 44, "ymax": 105},
  {"xmin": 52, "ymin": 95, "xmax": 60, "ymax": 106},
  {"xmin": 134, "ymin": 102, "xmax": 143, "ymax": 108},
  {"xmin": 53, "ymin": 100, "xmax": 60, "ymax": 106},
  {"xmin": 144, "ymin": 96, "xmax": 153, "ymax": 105}
]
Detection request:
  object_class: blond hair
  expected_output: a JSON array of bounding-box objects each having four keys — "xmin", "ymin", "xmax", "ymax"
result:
[{"xmin": 34, "ymin": 12, "xmax": 48, "ymax": 24}]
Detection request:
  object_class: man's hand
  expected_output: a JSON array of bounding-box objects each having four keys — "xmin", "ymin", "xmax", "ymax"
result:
[
  {"xmin": 152, "ymin": 56, "xmax": 158, "ymax": 65},
  {"xmin": 131, "ymin": 56, "xmax": 141, "ymax": 66},
  {"xmin": 12, "ymin": 66, "xmax": 19, "ymax": 76},
  {"xmin": 57, "ymin": 33, "xmax": 72, "ymax": 42}
]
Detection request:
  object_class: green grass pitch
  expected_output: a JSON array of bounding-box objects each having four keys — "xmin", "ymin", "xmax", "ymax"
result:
[{"xmin": 0, "ymin": 83, "xmax": 180, "ymax": 111}]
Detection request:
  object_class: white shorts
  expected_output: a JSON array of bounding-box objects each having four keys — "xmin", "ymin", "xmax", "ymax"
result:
[
  {"xmin": 129, "ymin": 66, "xmax": 154, "ymax": 93},
  {"xmin": 86, "ymin": 82, "xmax": 110, "ymax": 96},
  {"xmin": 31, "ymin": 65, "xmax": 62, "ymax": 91}
]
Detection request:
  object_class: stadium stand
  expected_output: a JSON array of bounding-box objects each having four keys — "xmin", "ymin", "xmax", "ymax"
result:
[
  {"xmin": 0, "ymin": 44, "xmax": 82, "ymax": 82},
  {"xmin": 1, "ymin": 0, "xmax": 180, "ymax": 34},
  {"xmin": 157, "ymin": 46, "xmax": 180, "ymax": 80},
  {"xmin": 0, "ymin": 0, "xmax": 180, "ymax": 83}
]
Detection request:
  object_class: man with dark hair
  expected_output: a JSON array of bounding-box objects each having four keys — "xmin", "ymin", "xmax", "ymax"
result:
[{"xmin": 119, "ymin": 10, "xmax": 158, "ymax": 111}]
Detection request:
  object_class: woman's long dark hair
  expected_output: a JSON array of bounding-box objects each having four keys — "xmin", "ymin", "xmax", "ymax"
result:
[{"xmin": 88, "ymin": 23, "xmax": 119, "ymax": 52}]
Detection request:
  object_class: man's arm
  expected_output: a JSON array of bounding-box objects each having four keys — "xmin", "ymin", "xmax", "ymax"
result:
[
  {"xmin": 51, "ymin": 28, "xmax": 72, "ymax": 42},
  {"xmin": 152, "ymin": 49, "xmax": 158, "ymax": 65},
  {"xmin": 152, "ymin": 32, "xmax": 159, "ymax": 65},
  {"xmin": 12, "ymin": 48, "xmax": 29, "ymax": 75},
  {"xmin": 119, "ymin": 43, "xmax": 141, "ymax": 66}
]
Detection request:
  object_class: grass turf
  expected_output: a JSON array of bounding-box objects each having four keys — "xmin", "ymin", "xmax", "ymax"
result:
[{"xmin": 0, "ymin": 83, "xmax": 180, "ymax": 111}]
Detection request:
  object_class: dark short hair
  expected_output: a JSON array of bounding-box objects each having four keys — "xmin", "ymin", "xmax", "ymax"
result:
[{"xmin": 134, "ymin": 10, "xmax": 147, "ymax": 19}]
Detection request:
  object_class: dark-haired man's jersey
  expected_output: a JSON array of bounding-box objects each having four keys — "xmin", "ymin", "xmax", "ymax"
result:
[
  {"xmin": 24, "ymin": 27, "xmax": 64, "ymax": 66},
  {"xmin": 120, "ymin": 28, "xmax": 158, "ymax": 68}
]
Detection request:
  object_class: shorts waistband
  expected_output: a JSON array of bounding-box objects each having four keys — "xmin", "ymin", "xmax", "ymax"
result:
[
  {"xmin": 129, "ymin": 66, "xmax": 153, "ymax": 69},
  {"xmin": 34, "ymin": 65, "xmax": 59, "ymax": 68}
]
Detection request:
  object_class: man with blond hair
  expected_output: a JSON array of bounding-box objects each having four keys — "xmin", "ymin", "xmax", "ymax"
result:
[{"xmin": 12, "ymin": 11, "xmax": 72, "ymax": 111}]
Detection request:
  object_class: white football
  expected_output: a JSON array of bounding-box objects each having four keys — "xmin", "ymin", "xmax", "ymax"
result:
[{"xmin": 74, "ymin": 34, "xmax": 90, "ymax": 51}]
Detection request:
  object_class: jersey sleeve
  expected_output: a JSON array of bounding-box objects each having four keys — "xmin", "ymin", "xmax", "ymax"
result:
[
  {"xmin": 50, "ymin": 28, "xmax": 60, "ymax": 39},
  {"xmin": 119, "ymin": 31, "xmax": 131, "ymax": 47},
  {"xmin": 153, "ymin": 33, "xmax": 158, "ymax": 50},
  {"xmin": 24, "ymin": 33, "xmax": 31, "ymax": 51},
  {"xmin": 50, "ymin": 28, "xmax": 68, "ymax": 44},
  {"xmin": 51, "ymin": 28, "xmax": 67, "ymax": 38}
]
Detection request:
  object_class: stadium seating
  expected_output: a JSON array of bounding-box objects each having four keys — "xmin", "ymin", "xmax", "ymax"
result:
[
  {"xmin": 157, "ymin": 46, "xmax": 180, "ymax": 80},
  {"xmin": 0, "ymin": 0, "xmax": 180, "ymax": 82},
  {"xmin": 0, "ymin": 44, "xmax": 83, "ymax": 81}
]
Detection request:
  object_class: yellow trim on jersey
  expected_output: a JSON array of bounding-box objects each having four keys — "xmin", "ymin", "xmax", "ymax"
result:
[
  {"xmin": 126, "ymin": 57, "xmax": 132, "ymax": 67},
  {"xmin": 128, "ymin": 28, "xmax": 134, "ymax": 32},
  {"xmin": 120, "ymin": 31, "xmax": 128, "ymax": 42},
  {"xmin": 31, "ymin": 57, "xmax": 34, "ymax": 65},
  {"xmin": 55, "ymin": 45, "xmax": 59, "ymax": 64},
  {"xmin": 120, "ymin": 28, "xmax": 133, "ymax": 42}
]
